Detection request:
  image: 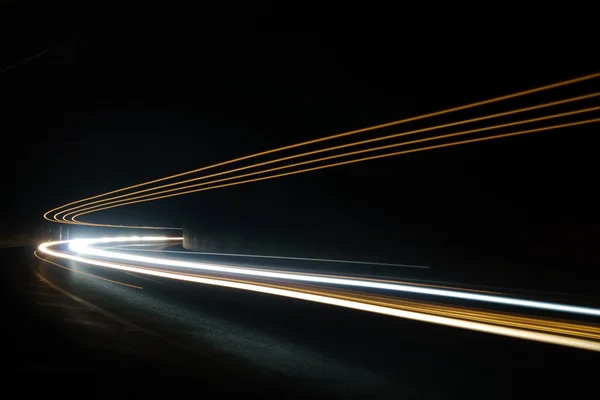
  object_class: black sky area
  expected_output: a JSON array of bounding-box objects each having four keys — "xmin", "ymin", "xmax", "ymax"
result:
[{"xmin": 1, "ymin": 4, "xmax": 599, "ymax": 274}]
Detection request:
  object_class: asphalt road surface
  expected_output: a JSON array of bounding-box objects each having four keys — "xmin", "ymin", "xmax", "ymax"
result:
[{"xmin": 2, "ymin": 245, "xmax": 599, "ymax": 399}]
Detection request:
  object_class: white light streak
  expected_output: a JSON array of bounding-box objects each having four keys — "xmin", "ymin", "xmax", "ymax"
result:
[
  {"xmin": 36, "ymin": 238, "xmax": 600, "ymax": 352},
  {"xmin": 54, "ymin": 237, "xmax": 600, "ymax": 318}
]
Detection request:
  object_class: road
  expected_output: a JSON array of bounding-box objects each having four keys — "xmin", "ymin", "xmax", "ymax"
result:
[{"xmin": 3, "ymin": 240, "xmax": 599, "ymax": 398}]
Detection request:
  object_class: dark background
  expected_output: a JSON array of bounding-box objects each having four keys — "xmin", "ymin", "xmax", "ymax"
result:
[{"xmin": 1, "ymin": 3, "xmax": 599, "ymax": 292}]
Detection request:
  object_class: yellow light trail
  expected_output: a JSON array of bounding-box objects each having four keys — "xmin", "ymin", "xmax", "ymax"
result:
[
  {"xmin": 55, "ymin": 93, "xmax": 600, "ymax": 221},
  {"xmin": 72, "ymin": 117, "xmax": 600, "ymax": 221},
  {"xmin": 44, "ymin": 72, "xmax": 600, "ymax": 226},
  {"xmin": 37, "ymin": 239, "xmax": 600, "ymax": 352},
  {"xmin": 63, "ymin": 106, "xmax": 600, "ymax": 221}
]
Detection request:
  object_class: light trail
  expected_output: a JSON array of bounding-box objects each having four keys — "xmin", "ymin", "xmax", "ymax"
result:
[
  {"xmin": 36, "ymin": 237, "xmax": 600, "ymax": 352},
  {"xmin": 97, "ymin": 244, "xmax": 502, "ymax": 295},
  {"xmin": 52, "ymin": 237, "xmax": 600, "ymax": 317},
  {"xmin": 45, "ymin": 72, "xmax": 600, "ymax": 227},
  {"xmin": 61, "ymin": 104, "xmax": 600, "ymax": 220},
  {"xmin": 72, "ymin": 117, "xmax": 600, "ymax": 221},
  {"xmin": 54, "ymin": 93, "xmax": 600, "ymax": 220}
]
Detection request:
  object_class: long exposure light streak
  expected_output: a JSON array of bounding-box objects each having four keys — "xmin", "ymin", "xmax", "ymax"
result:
[
  {"xmin": 43, "ymin": 237, "xmax": 600, "ymax": 318},
  {"xmin": 37, "ymin": 237, "xmax": 600, "ymax": 352},
  {"xmin": 71, "ymin": 117, "xmax": 600, "ymax": 222},
  {"xmin": 55, "ymin": 93, "xmax": 600, "ymax": 220},
  {"xmin": 45, "ymin": 73, "xmax": 600, "ymax": 228}
]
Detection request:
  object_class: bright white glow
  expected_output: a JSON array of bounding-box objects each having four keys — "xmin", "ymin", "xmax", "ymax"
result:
[
  {"xmin": 36, "ymin": 239, "xmax": 600, "ymax": 352},
  {"xmin": 60, "ymin": 237, "xmax": 600, "ymax": 318}
]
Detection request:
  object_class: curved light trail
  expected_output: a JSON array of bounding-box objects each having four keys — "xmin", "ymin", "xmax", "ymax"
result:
[
  {"xmin": 62, "ymin": 237, "xmax": 600, "ymax": 317},
  {"xmin": 37, "ymin": 236, "xmax": 600, "ymax": 352},
  {"xmin": 55, "ymin": 93, "xmax": 600, "ymax": 221},
  {"xmin": 64, "ymin": 110, "xmax": 600, "ymax": 222},
  {"xmin": 69, "ymin": 117, "xmax": 600, "ymax": 223},
  {"xmin": 45, "ymin": 72, "xmax": 600, "ymax": 228}
]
